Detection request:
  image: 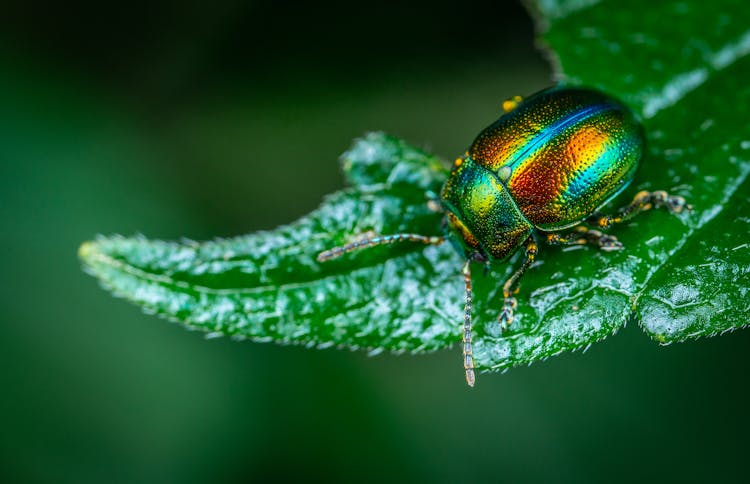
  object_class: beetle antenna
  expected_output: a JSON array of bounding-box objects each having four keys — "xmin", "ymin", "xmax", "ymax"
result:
[
  {"xmin": 462, "ymin": 260, "xmax": 476, "ymax": 387},
  {"xmin": 317, "ymin": 234, "xmax": 444, "ymax": 262}
]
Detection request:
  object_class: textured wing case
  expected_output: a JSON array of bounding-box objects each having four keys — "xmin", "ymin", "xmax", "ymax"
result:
[{"xmin": 469, "ymin": 88, "xmax": 643, "ymax": 230}]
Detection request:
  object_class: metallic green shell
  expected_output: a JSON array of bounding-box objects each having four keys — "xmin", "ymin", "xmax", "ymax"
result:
[{"xmin": 441, "ymin": 157, "xmax": 532, "ymax": 261}]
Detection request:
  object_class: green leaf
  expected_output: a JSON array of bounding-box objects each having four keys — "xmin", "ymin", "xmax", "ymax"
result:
[
  {"xmin": 80, "ymin": 133, "xmax": 458, "ymax": 353},
  {"xmin": 527, "ymin": 0, "xmax": 750, "ymax": 343},
  {"xmin": 81, "ymin": 0, "xmax": 750, "ymax": 374}
]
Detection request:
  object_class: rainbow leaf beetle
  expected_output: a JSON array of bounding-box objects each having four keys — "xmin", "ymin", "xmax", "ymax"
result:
[{"xmin": 318, "ymin": 86, "xmax": 690, "ymax": 386}]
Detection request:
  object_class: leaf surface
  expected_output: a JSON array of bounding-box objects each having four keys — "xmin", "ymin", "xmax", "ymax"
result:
[
  {"xmin": 528, "ymin": 0, "xmax": 750, "ymax": 343},
  {"xmin": 82, "ymin": 0, "xmax": 750, "ymax": 371}
]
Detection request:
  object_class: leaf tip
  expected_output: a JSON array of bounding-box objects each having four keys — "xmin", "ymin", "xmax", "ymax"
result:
[
  {"xmin": 78, "ymin": 238, "xmax": 113, "ymax": 274},
  {"xmin": 78, "ymin": 239, "xmax": 98, "ymax": 263}
]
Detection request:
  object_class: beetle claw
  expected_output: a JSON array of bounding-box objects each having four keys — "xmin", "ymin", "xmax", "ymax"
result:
[
  {"xmin": 665, "ymin": 195, "xmax": 691, "ymax": 213},
  {"xmin": 498, "ymin": 296, "xmax": 517, "ymax": 330},
  {"xmin": 652, "ymin": 191, "xmax": 691, "ymax": 214},
  {"xmin": 596, "ymin": 232, "xmax": 623, "ymax": 251}
]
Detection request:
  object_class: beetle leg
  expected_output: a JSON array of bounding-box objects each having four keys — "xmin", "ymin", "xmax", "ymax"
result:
[
  {"xmin": 461, "ymin": 260, "xmax": 476, "ymax": 387},
  {"xmin": 502, "ymin": 95, "xmax": 524, "ymax": 113},
  {"xmin": 317, "ymin": 234, "xmax": 445, "ymax": 262},
  {"xmin": 498, "ymin": 237, "xmax": 537, "ymax": 330},
  {"xmin": 588, "ymin": 190, "xmax": 692, "ymax": 229},
  {"xmin": 545, "ymin": 226, "xmax": 623, "ymax": 251}
]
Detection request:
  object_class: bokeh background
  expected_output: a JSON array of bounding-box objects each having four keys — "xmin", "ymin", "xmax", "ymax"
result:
[{"xmin": 2, "ymin": 1, "xmax": 749, "ymax": 482}]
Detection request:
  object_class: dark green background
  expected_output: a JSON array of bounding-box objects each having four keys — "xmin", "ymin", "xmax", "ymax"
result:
[{"xmin": 1, "ymin": 1, "xmax": 748, "ymax": 482}]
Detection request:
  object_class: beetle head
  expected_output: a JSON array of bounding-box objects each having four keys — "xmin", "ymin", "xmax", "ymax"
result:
[{"xmin": 440, "ymin": 156, "xmax": 532, "ymax": 262}]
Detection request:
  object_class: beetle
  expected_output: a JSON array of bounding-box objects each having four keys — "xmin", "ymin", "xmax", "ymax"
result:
[{"xmin": 317, "ymin": 86, "xmax": 690, "ymax": 386}]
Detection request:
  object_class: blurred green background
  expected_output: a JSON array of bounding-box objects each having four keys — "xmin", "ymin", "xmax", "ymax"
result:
[{"xmin": 2, "ymin": 1, "xmax": 749, "ymax": 482}]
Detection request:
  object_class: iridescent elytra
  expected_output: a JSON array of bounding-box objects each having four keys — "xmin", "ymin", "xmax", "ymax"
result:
[{"xmin": 317, "ymin": 86, "xmax": 690, "ymax": 386}]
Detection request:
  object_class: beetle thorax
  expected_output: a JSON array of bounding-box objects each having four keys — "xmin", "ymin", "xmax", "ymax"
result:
[{"xmin": 440, "ymin": 156, "xmax": 532, "ymax": 262}]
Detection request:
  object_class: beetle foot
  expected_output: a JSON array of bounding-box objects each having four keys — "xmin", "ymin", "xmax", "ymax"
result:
[
  {"xmin": 588, "ymin": 230, "xmax": 623, "ymax": 251},
  {"xmin": 654, "ymin": 191, "xmax": 692, "ymax": 213},
  {"xmin": 498, "ymin": 297, "xmax": 517, "ymax": 330}
]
